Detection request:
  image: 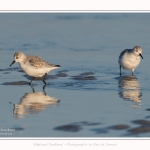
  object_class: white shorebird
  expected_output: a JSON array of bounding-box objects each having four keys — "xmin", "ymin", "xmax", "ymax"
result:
[
  {"xmin": 118, "ymin": 46, "xmax": 143, "ymax": 76},
  {"xmin": 10, "ymin": 52, "xmax": 60, "ymax": 85}
]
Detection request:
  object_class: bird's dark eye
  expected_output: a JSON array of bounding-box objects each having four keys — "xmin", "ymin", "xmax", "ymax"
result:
[{"xmin": 16, "ymin": 56, "xmax": 18, "ymax": 59}]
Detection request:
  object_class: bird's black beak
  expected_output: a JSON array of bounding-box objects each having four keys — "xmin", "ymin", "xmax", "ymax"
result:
[
  {"xmin": 139, "ymin": 53, "xmax": 143, "ymax": 59},
  {"xmin": 10, "ymin": 60, "xmax": 16, "ymax": 67}
]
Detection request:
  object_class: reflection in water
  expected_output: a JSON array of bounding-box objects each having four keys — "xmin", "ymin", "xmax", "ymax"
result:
[
  {"xmin": 12, "ymin": 86, "xmax": 60, "ymax": 118},
  {"xmin": 118, "ymin": 75, "xmax": 142, "ymax": 107}
]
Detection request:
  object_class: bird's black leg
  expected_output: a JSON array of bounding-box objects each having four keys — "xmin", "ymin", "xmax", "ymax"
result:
[
  {"xmin": 43, "ymin": 73, "xmax": 47, "ymax": 85},
  {"xmin": 29, "ymin": 77, "xmax": 35, "ymax": 85},
  {"xmin": 120, "ymin": 66, "xmax": 122, "ymax": 76},
  {"xmin": 132, "ymin": 71, "xmax": 134, "ymax": 76},
  {"xmin": 30, "ymin": 84, "xmax": 35, "ymax": 93},
  {"xmin": 43, "ymin": 84, "xmax": 47, "ymax": 95}
]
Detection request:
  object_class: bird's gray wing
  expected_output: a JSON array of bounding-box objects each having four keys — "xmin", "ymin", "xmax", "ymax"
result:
[
  {"xmin": 119, "ymin": 49, "xmax": 132, "ymax": 59},
  {"xmin": 28, "ymin": 56, "xmax": 60, "ymax": 68}
]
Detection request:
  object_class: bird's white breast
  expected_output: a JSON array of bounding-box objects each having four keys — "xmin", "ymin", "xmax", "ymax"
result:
[
  {"xmin": 19, "ymin": 61, "xmax": 52, "ymax": 77},
  {"xmin": 119, "ymin": 53, "xmax": 141, "ymax": 70}
]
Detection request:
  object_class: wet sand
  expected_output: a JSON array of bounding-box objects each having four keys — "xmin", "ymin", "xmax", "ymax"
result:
[{"xmin": 0, "ymin": 13, "xmax": 150, "ymax": 137}]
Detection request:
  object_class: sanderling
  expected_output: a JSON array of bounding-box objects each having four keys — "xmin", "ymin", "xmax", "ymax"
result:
[
  {"xmin": 10, "ymin": 52, "xmax": 60, "ymax": 85},
  {"xmin": 118, "ymin": 46, "xmax": 143, "ymax": 76}
]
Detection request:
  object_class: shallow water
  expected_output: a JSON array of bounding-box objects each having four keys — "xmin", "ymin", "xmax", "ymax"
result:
[{"xmin": 0, "ymin": 13, "xmax": 150, "ymax": 137}]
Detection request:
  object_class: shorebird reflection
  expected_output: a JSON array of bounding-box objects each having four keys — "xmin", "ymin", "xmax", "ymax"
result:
[
  {"xmin": 12, "ymin": 85, "xmax": 60, "ymax": 118},
  {"xmin": 118, "ymin": 75, "xmax": 142, "ymax": 104}
]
